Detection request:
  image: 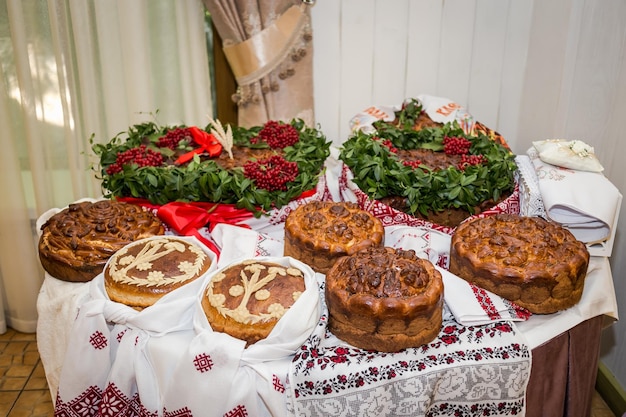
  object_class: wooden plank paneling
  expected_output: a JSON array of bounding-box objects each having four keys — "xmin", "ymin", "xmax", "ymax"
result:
[
  {"xmin": 371, "ymin": 0, "xmax": 410, "ymax": 106},
  {"xmin": 310, "ymin": 0, "xmax": 341, "ymax": 143},
  {"xmin": 564, "ymin": 0, "xmax": 626, "ymax": 148},
  {"xmin": 337, "ymin": 0, "xmax": 377, "ymax": 141},
  {"xmin": 405, "ymin": 0, "xmax": 444, "ymax": 97},
  {"xmin": 516, "ymin": 0, "xmax": 574, "ymax": 145},
  {"xmin": 436, "ymin": 0, "xmax": 477, "ymax": 105},
  {"xmin": 496, "ymin": 0, "xmax": 534, "ymax": 152},
  {"xmin": 466, "ymin": 0, "xmax": 509, "ymax": 131},
  {"xmin": 310, "ymin": 0, "xmax": 626, "ymax": 393}
]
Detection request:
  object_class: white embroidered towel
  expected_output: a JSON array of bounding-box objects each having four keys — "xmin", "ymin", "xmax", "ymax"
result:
[
  {"xmin": 528, "ymin": 146, "xmax": 621, "ymax": 244},
  {"xmin": 53, "ymin": 236, "xmax": 217, "ymax": 415},
  {"xmin": 160, "ymin": 256, "xmax": 321, "ymax": 416}
]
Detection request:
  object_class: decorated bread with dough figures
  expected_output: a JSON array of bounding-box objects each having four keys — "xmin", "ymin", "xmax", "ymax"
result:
[
  {"xmin": 449, "ymin": 213, "xmax": 589, "ymax": 314},
  {"xmin": 38, "ymin": 200, "xmax": 165, "ymax": 282},
  {"xmin": 202, "ymin": 259, "xmax": 307, "ymax": 346},
  {"xmin": 104, "ymin": 236, "xmax": 213, "ymax": 309}
]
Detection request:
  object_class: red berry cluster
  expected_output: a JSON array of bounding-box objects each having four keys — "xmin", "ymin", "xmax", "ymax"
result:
[
  {"xmin": 443, "ymin": 136, "xmax": 472, "ymax": 155},
  {"xmin": 106, "ymin": 145, "xmax": 164, "ymax": 175},
  {"xmin": 243, "ymin": 155, "xmax": 299, "ymax": 191},
  {"xmin": 252, "ymin": 121, "xmax": 300, "ymax": 149},
  {"xmin": 403, "ymin": 160, "xmax": 422, "ymax": 169},
  {"xmin": 156, "ymin": 127, "xmax": 191, "ymax": 150},
  {"xmin": 457, "ymin": 154, "xmax": 486, "ymax": 170},
  {"xmin": 381, "ymin": 139, "xmax": 398, "ymax": 153}
]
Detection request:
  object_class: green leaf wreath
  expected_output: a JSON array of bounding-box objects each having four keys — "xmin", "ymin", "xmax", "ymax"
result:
[
  {"xmin": 339, "ymin": 101, "xmax": 517, "ymax": 217},
  {"xmin": 91, "ymin": 118, "xmax": 331, "ymax": 215}
]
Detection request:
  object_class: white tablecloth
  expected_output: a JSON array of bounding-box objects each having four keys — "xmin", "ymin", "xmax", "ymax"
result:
[{"xmin": 35, "ymin": 160, "xmax": 619, "ymax": 416}]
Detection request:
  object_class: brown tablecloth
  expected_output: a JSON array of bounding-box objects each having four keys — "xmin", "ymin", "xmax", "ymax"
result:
[{"xmin": 526, "ymin": 315, "xmax": 603, "ymax": 417}]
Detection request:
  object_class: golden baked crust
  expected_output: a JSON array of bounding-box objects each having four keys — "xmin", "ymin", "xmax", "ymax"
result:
[
  {"xmin": 325, "ymin": 247, "xmax": 444, "ymax": 352},
  {"xmin": 38, "ymin": 200, "xmax": 165, "ymax": 282},
  {"xmin": 284, "ymin": 201, "xmax": 384, "ymax": 274},
  {"xmin": 104, "ymin": 236, "xmax": 211, "ymax": 309},
  {"xmin": 202, "ymin": 260, "xmax": 306, "ymax": 346},
  {"xmin": 449, "ymin": 214, "xmax": 590, "ymax": 314}
]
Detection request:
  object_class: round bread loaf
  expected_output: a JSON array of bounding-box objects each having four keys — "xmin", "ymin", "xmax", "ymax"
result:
[
  {"xmin": 104, "ymin": 236, "xmax": 212, "ymax": 309},
  {"xmin": 202, "ymin": 259, "xmax": 306, "ymax": 346},
  {"xmin": 38, "ymin": 200, "xmax": 165, "ymax": 282},
  {"xmin": 325, "ymin": 246, "xmax": 444, "ymax": 352},
  {"xmin": 449, "ymin": 214, "xmax": 590, "ymax": 314},
  {"xmin": 284, "ymin": 201, "xmax": 384, "ymax": 274}
]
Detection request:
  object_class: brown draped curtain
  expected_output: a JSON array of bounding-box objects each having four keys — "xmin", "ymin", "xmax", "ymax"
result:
[{"xmin": 204, "ymin": 0, "xmax": 315, "ymax": 127}]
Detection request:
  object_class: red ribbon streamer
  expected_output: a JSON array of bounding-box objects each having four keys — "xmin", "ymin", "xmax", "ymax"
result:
[{"xmin": 175, "ymin": 127, "xmax": 223, "ymax": 165}]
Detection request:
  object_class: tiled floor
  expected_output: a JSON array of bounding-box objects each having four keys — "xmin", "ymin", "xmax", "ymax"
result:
[
  {"xmin": 0, "ymin": 327, "xmax": 620, "ymax": 417},
  {"xmin": 0, "ymin": 329, "xmax": 53, "ymax": 416}
]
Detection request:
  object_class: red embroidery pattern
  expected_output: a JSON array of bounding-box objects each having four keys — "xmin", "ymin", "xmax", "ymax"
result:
[
  {"xmin": 224, "ymin": 405, "xmax": 248, "ymax": 417},
  {"xmin": 164, "ymin": 407, "xmax": 193, "ymax": 417},
  {"xmin": 272, "ymin": 374, "xmax": 285, "ymax": 393},
  {"xmin": 54, "ymin": 385, "xmax": 101, "ymax": 416},
  {"xmin": 116, "ymin": 330, "xmax": 127, "ymax": 342},
  {"xmin": 508, "ymin": 300, "xmax": 532, "ymax": 321},
  {"xmin": 470, "ymin": 284, "xmax": 501, "ymax": 320},
  {"xmin": 89, "ymin": 331, "xmax": 108, "ymax": 350},
  {"xmin": 55, "ymin": 383, "xmax": 193, "ymax": 416},
  {"xmin": 100, "ymin": 383, "xmax": 146, "ymax": 416},
  {"xmin": 292, "ymin": 319, "xmax": 524, "ymax": 398},
  {"xmin": 254, "ymin": 234, "xmax": 271, "ymax": 257},
  {"xmin": 193, "ymin": 353, "xmax": 214, "ymax": 373}
]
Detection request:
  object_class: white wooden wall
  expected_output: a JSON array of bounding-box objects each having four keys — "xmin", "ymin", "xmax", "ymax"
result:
[{"xmin": 311, "ymin": 0, "xmax": 626, "ymax": 390}]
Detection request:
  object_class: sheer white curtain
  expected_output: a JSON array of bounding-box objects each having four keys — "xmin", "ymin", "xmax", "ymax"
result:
[{"xmin": 0, "ymin": 0, "xmax": 214, "ymax": 333}]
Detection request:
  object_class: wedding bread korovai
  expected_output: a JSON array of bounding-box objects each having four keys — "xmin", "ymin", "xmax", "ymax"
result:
[
  {"xmin": 38, "ymin": 200, "xmax": 165, "ymax": 282},
  {"xmin": 284, "ymin": 201, "xmax": 384, "ymax": 274},
  {"xmin": 104, "ymin": 236, "xmax": 212, "ymax": 309},
  {"xmin": 449, "ymin": 214, "xmax": 590, "ymax": 314},
  {"xmin": 325, "ymin": 246, "xmax": 444, "ymax": 352},
  {"xmin": 202, "ymin": 260, "xmax": 306, "ymax": 346}
]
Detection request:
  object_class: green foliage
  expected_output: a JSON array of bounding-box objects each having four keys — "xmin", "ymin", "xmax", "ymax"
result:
[
  {"xmin": 91, "ymin": 119, "xmax": 331, "ymax": 216},
  {"xmin": 339, "ymin": 110, "xmax": 517, "ymax": 216}
]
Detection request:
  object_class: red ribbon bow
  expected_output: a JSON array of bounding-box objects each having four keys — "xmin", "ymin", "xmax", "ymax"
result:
[
  {"xmin": 116, "ymin": 198, "xmax": 254, "ymax": 258},
  {"xmin": 175, "ymin": 126, "xmax": 223, "ymax": 165}
]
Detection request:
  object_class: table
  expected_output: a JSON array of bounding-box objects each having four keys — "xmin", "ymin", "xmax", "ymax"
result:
[
  {"xmin": 36, "ymin": 237, "xmax": 617, "ymax": 417},
  {"xmin": 35, "ymin": 172, "xmax": 618, "ymax": 417}
]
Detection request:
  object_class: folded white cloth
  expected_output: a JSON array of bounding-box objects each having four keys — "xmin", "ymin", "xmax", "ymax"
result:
[
  {"xmin": 533, "ymin": 139, "xmax": 604, "ymax": 172},
  {"xmin": 159, "ymin": 256, "xmax": 321, "ymax": 416},
  {"xmin": 438, "ymin": 267, "xmax": 531, "ymax": 326},
  {"xmin": 53, "ymin": 236, "xmax": 217, "ymax": 415},
  {"xmin": 515, "ymin": 154, "xmax": 546, "ymax": 218},
  {"xmin": 348, "ymin": 94, "xmax": 474, "ymax": 135},
  {"xmin": 528, "ymin": 146, "xmax": 621, "ymax": 244}
]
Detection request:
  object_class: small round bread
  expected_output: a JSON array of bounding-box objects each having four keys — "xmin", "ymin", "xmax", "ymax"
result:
[
  {"xmin": 38, "ymin": 200, "xmax": 165, "ymax": 282},
  {"xmin": 104, "ymin": 236, "xmax": 212, "ymax": 309},
  {"xmin": 202, "ymin": 259, "xmax": 306, "ymax": 346},
  {"xmin": 325, "ymin": 246, "xmax": 444, "ymax": 352},
  {"xmin": 284, "ymin": 201, "xmax": 384, "ymax": 274},
  {"xmin": 449, "ymin": 214, "xmax": 590, "ymax": 314}
]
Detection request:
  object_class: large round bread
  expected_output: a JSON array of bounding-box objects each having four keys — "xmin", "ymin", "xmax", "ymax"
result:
[
  {"xmin": 104, "ymin": 236, "xmax": 212, "ymax": 309},
  {"xmin": 284, "ymin": 201, "xmax": 384, "ymax": 274},
  {"xmin": 201, "ymin": 259, "xmax": 306, "ymax": 346},
  {"xmin": 325, "ymin": 246, "xmax": 444, "ymax": 352},
  {"xmin": 38, "ymin": 200, "xmax": 165, "ymax": 282},
  {"xmin": 449, "ymin": 214, "xmax": 590, "ymax": 314}
]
